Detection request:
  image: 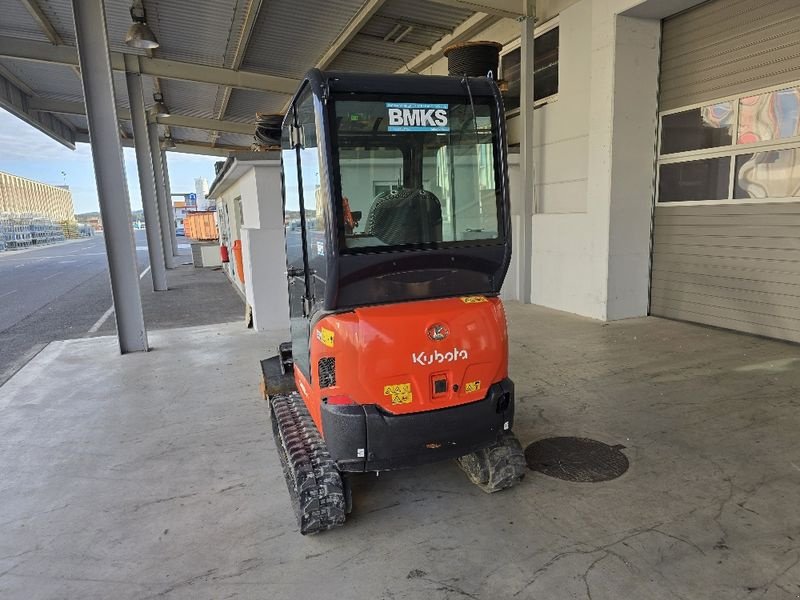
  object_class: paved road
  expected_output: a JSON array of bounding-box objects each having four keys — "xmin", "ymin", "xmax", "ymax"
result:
[{"xmin": 0, "ymin": 231, "xmax": 150, "ymax": 385}]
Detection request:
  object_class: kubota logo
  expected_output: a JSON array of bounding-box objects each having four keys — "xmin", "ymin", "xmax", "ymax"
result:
[
  {"xmin": 412, "ymin": 348, "xmax": 468, "ymax": 366},
  {"xmin": 426, "ymin": 323, "xmax": 449, "ymax": 341}
]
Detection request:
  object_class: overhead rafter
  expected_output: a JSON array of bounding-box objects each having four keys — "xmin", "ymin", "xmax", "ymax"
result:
[
  {"xmin": 425, "ymin": 0, "xmax": 522, "ymax": 18},
  {"xmin": 27, "ymin": 97, "xmax": 256, "ymax": 135},
  {"xmin": 0, "ymin": 36, "xmax": 301, "ymax": 95},
  {"xmin": 0, "ymin": 71, "xmax": 75, "ymax": 148},
  {"xmin": 19, "ymin": 0, "xmax": 62, "ymax": 44},
  {"xmin": 396, "ymin": 12, "xmax": 498, "ymax": 74},
  {"xmin": 317, "ymin": 0, "xmax": 387, "ymax": 69},
  {"xmin": 73, "ymin": 130, "xmax": 247, "ymax": 157},
  {"xmin": 211, "ymin": 0, "xmax": 264, "ymax": 147},
  {"xmin": 280, "ymin": 0, "xmax": 386, "ymax": 114}
]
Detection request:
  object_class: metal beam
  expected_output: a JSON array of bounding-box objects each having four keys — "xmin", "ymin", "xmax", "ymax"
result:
[
  {"xmin": 159, "ymin": 114, "xmax": 253, "ymax": 135},
  {"xmin": 126, "ymin": 69, "xmax": 168, "ymax": 292},
  {"xmin": 519, "ymin": 0, "xmax": 535, "ymax": 304},
  {"xmin": 317, "ymin": 0, "xmax": 387, "ymax": 69},
  {"xmin": 71, "ymin": 0, "xmax": 147, "ymax": 352},
  {"xmin": 161, "ymin": 149, "xmax": 179, "ymax": 257},
  {"xmin": 0, "ymin": 36, "xmax": 300, "ymax": 94},
  {"xmin": 20, "ymin": 0, "xmax": 63, "ymax": 44},
  {"xmin": 396, "ymin": 12, "xmax": 498, "ymax": 74},
  {"xmin": 211, "ymin": 0, "xmax": 263, "ymax": 146},
  {"xmin": 85, "ymin": 133, "xmax": 245, "ymax": 156},
  {"xmin": 148, "ymin": 121, "xmax": 177, "ymax": 270},
  {"xmin": 27, "ymin": 97, "xmax": 255, "ymax": 135},
  {"xmin": 0, "ymin": 71, "xmax": 75, "ymax": 149},
  {"xmin": 425, "ymin": 0, "xmax": 523, "ymax": 18},
  {"xmin": 278, "ymin": 0, "xmax": 385, "ymax": 115}
]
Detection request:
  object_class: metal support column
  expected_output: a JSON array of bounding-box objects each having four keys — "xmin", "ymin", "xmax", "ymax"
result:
[
  {"xmin": 519, "ymin": 0, "xmax": 536, "ymax": 304},
  {"xmin": 125, "ymin": 58, "xmax": 167, "ymax": 291},
  {"xmin": 148, "ymin": 121, "xmax": 176, "ymax": 269},
  {"xmin": 161, "ymin": 149, "xmax": 179, "ymax": 258},
  {"xmin": 71, "ymin": 0, "xmax": 147, "ymax": 352}
]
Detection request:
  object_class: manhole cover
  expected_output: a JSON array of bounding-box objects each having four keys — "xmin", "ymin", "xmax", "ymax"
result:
[{"xmin": 524, "ymin": 437, "xmax": 629, "ymax": 482}]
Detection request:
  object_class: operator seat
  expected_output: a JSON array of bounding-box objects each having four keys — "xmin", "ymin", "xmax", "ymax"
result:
[{"xmin": 364, "ymin": 188, "xmax": 443, "ymax": 245}]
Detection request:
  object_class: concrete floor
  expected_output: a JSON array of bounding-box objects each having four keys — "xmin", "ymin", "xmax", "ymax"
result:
[{"xmin": 1, "ymin": 304, "xmax": 799, "ymax": 599}]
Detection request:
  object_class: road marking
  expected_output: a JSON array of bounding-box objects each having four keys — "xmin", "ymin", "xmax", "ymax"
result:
[
  {"xmin": 58, "ymin": 260, "xmax": 77, "ymax": 264},
  {"xmin": 87, "ymin": 265, "xmax": 150, "ymax": 334},
  {"xmin": 88, "ymin": 305, "xmax": 115, "ymax": 333},
  {"xmin": 14, "ymin": 264, "xmax": 23, "ymax": 269},
  {"xmin": 0, "ymin": 289, "xmax": 17, "ymax": 300},
  {"xmin": 43, "ymin": 271, "xmax": 63, "ymax": 280}
]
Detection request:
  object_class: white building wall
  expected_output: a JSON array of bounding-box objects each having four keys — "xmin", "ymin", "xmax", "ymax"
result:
[
  {"xmin": 431, "ymin": 0, "xmax": 687, "ymax": 320},
  {"xmin": 212, "ymin": 160, "xmax": 290, "ymax": 333}
]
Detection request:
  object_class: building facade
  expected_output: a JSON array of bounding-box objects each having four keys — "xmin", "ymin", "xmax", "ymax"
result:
[
  {"xmin": 420, "ymin": 0, "xmax": 800, "ymax": 344},
  {"xmin": 209, "ymin": 0, "xmax": 800, "ymax": 345},
  {"xmin": 0, "ymin": 171, "xmax": 75, "ymax": 222}
]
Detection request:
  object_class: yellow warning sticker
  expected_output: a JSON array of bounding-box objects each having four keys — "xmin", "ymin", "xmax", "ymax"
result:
[
  {"xmin": 384, "ymin": 383, "xmax": 412, "ymax": 405},
  {"xmin": 461, "ymin": 296, "xmax": 488, "ymax": 304},
  {"xmin": 465, "ymin": 380, "xmax": 481, "ymax": 393},
  {"xmin": 316, "ymin": 327, "xmax": 335, "ymax": 348}
]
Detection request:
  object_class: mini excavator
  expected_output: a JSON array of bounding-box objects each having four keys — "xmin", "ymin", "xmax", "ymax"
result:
[{"xmin": 263, "ymin": 69, "xmax": 526, "ymax": 534}]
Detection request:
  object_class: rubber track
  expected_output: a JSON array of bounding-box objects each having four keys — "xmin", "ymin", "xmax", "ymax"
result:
[{"xmin": 270, "ymin": 392, "xmax": 346, "ymax": 535}]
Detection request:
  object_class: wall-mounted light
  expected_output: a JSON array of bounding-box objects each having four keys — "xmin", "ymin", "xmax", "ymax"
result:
[
  {"xmin": 150, "ymin": 92, "xmax": 169, "ymax": 118},
  {"xmin": 125, "ymin": 3, "xmax": 159, "ymax": 49}
]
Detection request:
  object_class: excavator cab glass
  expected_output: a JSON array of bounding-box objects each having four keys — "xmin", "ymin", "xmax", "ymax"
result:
[
  {"xmin": 281, "ymin": 70, "xmax": 511, "ymax": 378},
  {"xmin": 335, "ymin": 98, "xmax": 501, "ymax": 249}
]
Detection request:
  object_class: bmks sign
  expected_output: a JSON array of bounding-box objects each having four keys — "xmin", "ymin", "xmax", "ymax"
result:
[{"xmin": 386, "ymin": 103, "xmax": 449, "ymax": 132}]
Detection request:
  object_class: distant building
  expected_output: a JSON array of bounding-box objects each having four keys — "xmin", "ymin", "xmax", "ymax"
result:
[{"xmin": 0, "ymin": 171, "xmax": 75, "ymax": 221}]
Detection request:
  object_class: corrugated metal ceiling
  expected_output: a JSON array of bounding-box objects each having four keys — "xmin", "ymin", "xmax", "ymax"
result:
[
  {"xmin": 143, "ymin": 0, "xmax": 246, "ymax": 68},
  {"xmin": 0, "ymin": 0, "xmax": 483, "ymax": 151},
  {"xmin": 36, "ymin": 0, "xmax": 77, "ymax": 44},
  {"xmin": 0, "ymin": 2, "xmax": 51, "ymax": 42},
  {"xmin": 159, "ymin": 79, "xmax": 219, "ymax": 120},
  {"xmin": 328, "ymin": 0, "xmax": 475, "ymax": 73},
  {"xmin": 224, "ymin": 89, "xmax": 288, "ymax": 122},
  {"xmin": 240, "ymin": 0, "xmax": 367, "ymax": 78},
  {"xmin": 0, "ymin": 59, "xmax": 83, "ymax": 101}
]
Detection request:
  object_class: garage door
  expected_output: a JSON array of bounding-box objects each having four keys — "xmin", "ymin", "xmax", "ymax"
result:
[{"xmin": 650, "ymin": 0, "xmax": 800, "ymax": 343}]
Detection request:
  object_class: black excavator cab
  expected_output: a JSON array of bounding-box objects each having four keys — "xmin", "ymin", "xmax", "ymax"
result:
[{"xmin": 281, "ymin": 69, "xmax": 512, "ymax": 376}]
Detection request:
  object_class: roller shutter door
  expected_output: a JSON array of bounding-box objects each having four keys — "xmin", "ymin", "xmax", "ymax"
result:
[{"xmin": 651, "ymin": 0, "xmax": 800, "ymax": 343}]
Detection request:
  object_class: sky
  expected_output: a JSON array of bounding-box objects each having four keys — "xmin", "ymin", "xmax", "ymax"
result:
[{"xmin": 0, "ymin": 108, "xmax": 221, "ymax": 214}]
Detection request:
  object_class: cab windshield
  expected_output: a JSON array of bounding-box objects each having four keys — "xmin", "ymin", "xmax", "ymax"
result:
[{"xmin": 332, "ymin": 96, "xmax": 502, "ymax": 250}]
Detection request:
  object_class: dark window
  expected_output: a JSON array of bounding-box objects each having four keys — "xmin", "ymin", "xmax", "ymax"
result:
[
  {"xmin": 658, "ymin": 158, "xmax": 730, "ymax": 202},
  {"xmin": 501, "ymin": 26, "xmax": 560, "ymax": 112},
  {"xmin": 734, "ymin": 149, "xmax": 800, "ymax": 199},
  {"xmin": 660, "ymin": 102, "xmax": 733, "ymax": 154},
  {"xmin": 333, "ymin": 98, "xmax": 502, "ymax": 250}
]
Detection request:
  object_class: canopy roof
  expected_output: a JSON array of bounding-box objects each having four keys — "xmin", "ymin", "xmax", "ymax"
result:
[{"xmin": 0, "ymin": 0, "xmax": 520, "ymax": 156}]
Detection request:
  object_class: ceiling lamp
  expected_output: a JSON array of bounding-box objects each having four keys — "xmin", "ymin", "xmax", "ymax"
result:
[
  {"xmin": 162, "ymin": 134, "xmax": 176, "ymax": 150},
  {"xmin": 151, "ymin": 92, "xmax": 169, "ymax": 118},
  {"xmin": 125, "ymin": 4, "xmax": 159, "ymax": 50}
]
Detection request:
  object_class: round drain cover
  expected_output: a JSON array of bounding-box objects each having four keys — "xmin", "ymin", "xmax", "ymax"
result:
[{"xmin": 524, "ymin": 437, "xmax": 629, "ymax": 482}]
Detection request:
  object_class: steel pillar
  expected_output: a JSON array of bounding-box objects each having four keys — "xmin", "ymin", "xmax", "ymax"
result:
[
  {"xmin": 125, "ymin": 64, "xmax": 167, "ymax": 291},
  {"xmin": 519, "ymin": 0, "xmax": 536, "ymax": 304},
  {"xmin": 161, "ymin": 149, "xmax": 179, "ymax": 257},
  {"xmin": 71, "ymin": 0, "xmax": 147, "ymax": 352},
  {"xmin": 148, "ymin": 121, "xmax": 176, "ymax": 269}
]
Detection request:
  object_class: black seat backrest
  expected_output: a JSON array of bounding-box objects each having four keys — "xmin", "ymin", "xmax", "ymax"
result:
[{"xmin": 364, "ymin": 188, "xmax": 443, "ymax": 245}]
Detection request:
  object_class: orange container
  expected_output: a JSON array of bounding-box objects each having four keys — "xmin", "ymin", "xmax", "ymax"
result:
[
  {"xmin": 232, "ymin": 239, "xmax": 244, "ymax": 283},
  {"xmin": 184, "ymin": 211, "xmax": 218, "ymax": 241}
]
